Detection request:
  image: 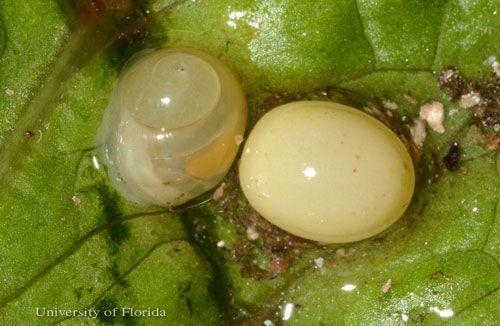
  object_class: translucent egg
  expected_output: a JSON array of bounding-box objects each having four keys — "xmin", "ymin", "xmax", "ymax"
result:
[
  {"xmin": 97, "ymin": 47, "xmax": 247, "ymax": 206},
  {"xmin": 239, "ymin": 101, "xmax": 415, "ymax": 243}
]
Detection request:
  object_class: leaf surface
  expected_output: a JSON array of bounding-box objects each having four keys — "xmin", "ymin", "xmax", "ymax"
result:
[{"xmin": 0, "ymin": 0, "xmax": 498, "ymax": 324}]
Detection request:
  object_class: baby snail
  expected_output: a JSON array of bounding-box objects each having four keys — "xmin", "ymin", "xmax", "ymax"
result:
[
  {"xmin": 96, "ymin": 47, "xmax": 247, "ymax": 207},
  {"xmin": 239, "ymin": 101, "xmax": 415, "ymax": 243}
]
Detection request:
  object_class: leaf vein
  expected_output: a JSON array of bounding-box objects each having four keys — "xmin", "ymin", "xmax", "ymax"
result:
[
  {"xmin": 0, "ymin": 209, "xmax": 172, "ymax": 309},
  {"xmin": 353, "ymin": 0, "xmax": 377, "ymax": 70}
]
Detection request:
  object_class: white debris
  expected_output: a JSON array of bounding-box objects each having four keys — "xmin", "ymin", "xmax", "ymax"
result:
[
  {"xmin": 383, "ymin": 100, "xmax": 398, "ymax": 111},
  {"xmin": 5, "ymin": 88, "xmax": 14, "ymax": 96},
  {"xmin": 448, "ymin": 108, "xmax": 458, "ymax": 116},
  {"xmin": 493, "ymin": 61, "xmax": 500, "ymax": 77},
  {"xmin": 234, "ymin": 134, "xmax": 244, "ymax": 146},
  {"xmin": 246, "ymin": 226, "xmax": 259, "ymax": 240},
  {"xmin": 341, "ymin": 284, "xmax": 357, "ymax": 291},
  {"xmin": 282, "ymin": 303, "xmax": 294, "ymax": 321},
  {"xmin": 263, "ymin": 320, "xmax": 273, "ymax": 326},
  {"xmin": 313, "ymin": 257, "xmax": 324, "ymax": 268},
  {"xmin": 419, "ymin": 101, "xmax": 445, "ymax": 133},
  {"xmin": 459, "ymin": 92, "xmax": 481, "ymax": 109},
  {"xmin": 483, "ymin": 56, "xmax": 500, "ymax": 76},
  {"xmin": 430, "ymin": 307, "xmax": 454, "ymax": 318},
  {"xmin": 217, "ymin": 240, "xmax": 226, "ymax": 248},
  {"xmin": 71, "ymin": 196, "xmax": 81, "ymax": 206},
  {"xmin": 410, "ymin": 119, "xmax": 427, "ymax": 147},
  {"xmin": 212, "ymin": 182, "xmax": 226, "ymax": 201},
  {"xmin": 441, "ymin": 68, "xmax": 456, "ymax": 82}
]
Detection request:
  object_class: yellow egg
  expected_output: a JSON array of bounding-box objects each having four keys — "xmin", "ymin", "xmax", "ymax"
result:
[
  {"xmin": 239, "ymin": 101, "xmax": 415, "ymax": 243},
  {"xmin": 97, "ymin": 47, "xmax": 247, "ymax": 206}
]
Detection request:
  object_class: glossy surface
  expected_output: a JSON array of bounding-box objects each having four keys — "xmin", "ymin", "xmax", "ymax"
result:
[
  {"xmin": 97, "ymin": 47, "xmax": 247, "ymax": 206},
  {"xmin": 239, "ymin": 101, "xmax": 415, "ymax": 243}
]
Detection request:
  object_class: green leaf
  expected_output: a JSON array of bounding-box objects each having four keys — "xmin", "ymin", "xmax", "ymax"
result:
[{"xmin": 0, "ymin": 0, "xmax": 498, "ymax": 325}]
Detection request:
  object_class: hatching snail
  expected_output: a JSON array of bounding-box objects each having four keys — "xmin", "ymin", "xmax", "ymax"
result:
[
  {"xmin": 239, "ymin": 101, "xmax": 415, "ymax": 243},
  {"xmin": 96, "ymin": 47, "xmax": 247, "ymax": 206}
]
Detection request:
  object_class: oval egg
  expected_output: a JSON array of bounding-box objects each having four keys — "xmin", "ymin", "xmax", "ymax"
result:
[
  {"xmin": 239, "ymin": 101, "xmax": 415, "ymax": 243},
  {"xmin": 97, "ymin": 47, "xmax": 247, "ymax": 206}
]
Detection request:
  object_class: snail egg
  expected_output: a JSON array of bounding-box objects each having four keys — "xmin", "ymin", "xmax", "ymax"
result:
[
  {"xmin": 97, "ymin": 47, "xmax": 247, "ymax": 206},
  {"xmin": 239, "ymin": 101, "xmax": 415, "ymax": 243}
]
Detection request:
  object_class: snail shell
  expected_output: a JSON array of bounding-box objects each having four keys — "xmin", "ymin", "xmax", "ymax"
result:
[{"xmin": 97, "ymin": 47, "xmax": 247, "ymax": 206}]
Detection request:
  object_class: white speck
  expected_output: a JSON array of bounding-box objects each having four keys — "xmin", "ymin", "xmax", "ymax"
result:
[
  {"xmin": 430, "ymin": 307, "xmax": 454, "ymax": 318},
  {"xmin": 248, "ymin": 20, "xmax": 260, "ymax": 29},
  {"xmin": 263, "ymin": 320, "xmax": 273, "ymax": 326},
  {"xmin": 493, "ymin": 124, "xmax": 500, "ymax": 132},
  {"xmin": 448, "ymin": 108, "xmax": 458, "ymax": 116},
  {"xmin": 227, "ymin": 20, "xmax": 237, "ymax": 28},
  {"xmin": 5, "ymin": 88, "xmax": 14, "ymax": 96},
  {"xmin": 383, "ymin": 100, "xmax": 398, "ymax": 110},
  {"xmin": 303, "ymin": 167, "xmax": 317, "ymax": 179},
  {"xmin": 341, "ymin": 284, "xmax": 357, "ymax": 292},
  {"xmin": 246, "ymin": 227, "xmax": 259, "ymax": 240},
  {"xmin": 459, "ymin": 92, "xmax": 481, "ymax": 109},
  {"xmin": 492, "ymin": 61, "xmax": 500, "ymax": 77},
  {"xmin": 282, "ymin": 303, "xmax": 294, "ymax": 321},
  {"xmin": 314, "ymin": 257, "xmax": 324, "ymax": 268},
  {"xmin": 234, "ymin": 134, "xmax": 244, "ymax": 146},
  {"xmin": 229, "ymin": 11, "xmax": 246, "ymax": 19},
  {"xmin": 402, "ymin": 314, "xmax": 409, "ymax": 322},
  {"xmin": 410, "ymin": 119, "xmax": 427, "ymax": 147},
  {"xmin": 160, "ymin": 96, "xmax": 171, "ymax": 105},
  {"xmin": 71, "ymin": 196, "xmax": 81, "ymax": 206},
  {"xmin": 92, "ymin": 156, "xmax": 100, "ymax": 170},
  {"xmin": 472, "ymin": 207, "xmax": 478, "ymax": 213},
  {"xmin": 419, "ymin": 101, "xmax": 445, "ymax": 133},
  {"xmin": 217, "ymin": 240, "xmax": 226, "ymax": 248}
]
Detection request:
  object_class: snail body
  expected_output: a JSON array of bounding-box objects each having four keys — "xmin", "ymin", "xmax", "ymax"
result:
[{"xmin": 97, "ymin": 47, "xmax": 247, "ymax": 206}]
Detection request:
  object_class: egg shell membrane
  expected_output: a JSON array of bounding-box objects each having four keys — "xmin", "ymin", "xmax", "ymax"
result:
[{"xmin": 239, "ymin": 101, "xmax": 415, "ymax": 243}]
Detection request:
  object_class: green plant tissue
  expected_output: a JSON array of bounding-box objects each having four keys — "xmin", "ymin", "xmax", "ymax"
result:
[{"xmin": 0, "ymin": 0, "xmax": 498, "ymax": 325}]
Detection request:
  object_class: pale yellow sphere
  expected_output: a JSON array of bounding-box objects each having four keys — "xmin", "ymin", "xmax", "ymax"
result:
[{"xmin": 239, "ymin": 101, "xmax": 415, "ymax": 243}]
